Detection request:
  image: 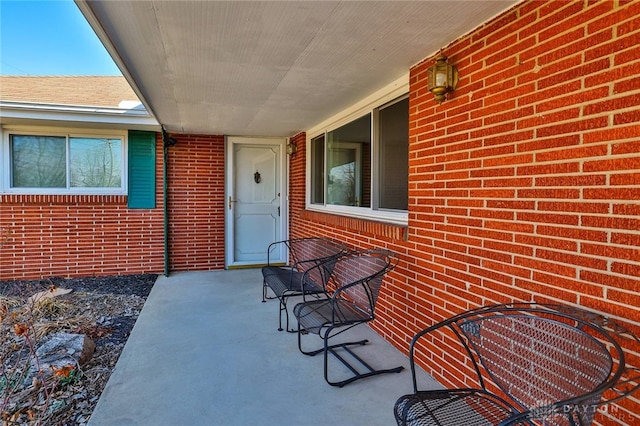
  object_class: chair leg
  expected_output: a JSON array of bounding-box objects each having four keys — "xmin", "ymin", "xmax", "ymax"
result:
[
  {"xmin": 297, "ymin": 322, "xmax": 321, "ymax": 355},
  {"xmin": 298, "ymin": 322, "xmax": 368, "ymax": 356},
  {"xmin": 262, "ymin": 279, "xmax": 279, "ymax": 303},
  {"xmin": 324, "ymin": 339, "xmax": 404, "ymax": 387},
  {"xmin": 298, "ymin": 324, "xmax": 404, "ymax": 387}
]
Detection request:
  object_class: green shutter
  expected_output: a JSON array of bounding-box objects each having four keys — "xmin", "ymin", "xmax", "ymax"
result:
[{"xmin": 128, "ymin": 130, "xmax": 156, "ymax": 209}]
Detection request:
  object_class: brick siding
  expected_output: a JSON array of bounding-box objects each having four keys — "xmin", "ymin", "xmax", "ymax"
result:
[
  {"xmin": 0, "ymin": 133, "xmax": 227, "ymax": 280},
  {"xmin": 290, "ymin": 1, "xmax": 640, "ymax": 424},
  {"xmin": 0, "ymin": 140, "xmax": 165, "ymax": 279},
  {"xmin": 165, "ymin": 134, "xmax": 226, "ymax": 271}
]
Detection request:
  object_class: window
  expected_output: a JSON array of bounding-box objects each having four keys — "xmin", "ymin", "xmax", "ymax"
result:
[
  {"xmin": 378, "ymin": 98, "xmax": 409, "ymax": 210},
  {"xmin": 326, "ymin": 114, "xmax": 370, "ymax": 207},
  {"xmin": 3, "ymin": 130, "xmax": 126, "ymax": 194},
  {"xmin": 10, "ymin": 135, "xmax": 67, "ymax": 188},
  {"xmin": 309, "ymin": 95, "xmax": 408, "ymax": 222}
]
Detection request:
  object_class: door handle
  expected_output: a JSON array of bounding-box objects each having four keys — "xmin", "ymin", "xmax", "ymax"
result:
[{"xmin": 228, "ymin": 196, "xmax": 238, "ymax": 209}]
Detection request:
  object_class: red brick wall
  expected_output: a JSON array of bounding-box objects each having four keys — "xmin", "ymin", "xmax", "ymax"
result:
[
  {"xmin": 0, "ymin": 132, "xmax": 227, "ymax": 280},
  {"xmin": 290, "ymin": 1, "xmax": 640, "ymax": 424},
  {"xmin": 406, "ymin": 3, "xmax": 640, "ymax": 422},
  {"xmin": 288, "ymin": 132, "xmax": 307, "ymax": 235},
  {"xmin": 0, "ymin": 138, "xmax": 165, "ymax": 280},
  {"xmin": 165, "ymin": 134, "xmax": 226, "ymax": 271}
]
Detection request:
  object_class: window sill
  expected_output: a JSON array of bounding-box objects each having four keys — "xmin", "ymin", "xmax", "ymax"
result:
[
  {"xmin": 301, "ymin": 207, "xmax": 408, "ymax": 241},
  {"xmin": 305, "ymin": 204, "xmax": 407, "ymax": 225}
]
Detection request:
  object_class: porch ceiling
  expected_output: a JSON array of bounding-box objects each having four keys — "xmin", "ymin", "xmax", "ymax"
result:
[{"xmin": 76, "ymin": 1, "xmax": 517, "ymax": 137}]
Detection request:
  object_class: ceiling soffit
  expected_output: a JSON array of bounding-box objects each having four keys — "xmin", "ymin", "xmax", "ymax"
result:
[{"xmin": 78, "ymin": 1, "xmax": 517, "ymax": 136}]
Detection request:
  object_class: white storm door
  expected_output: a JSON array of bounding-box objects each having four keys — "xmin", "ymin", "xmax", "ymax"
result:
[{"xmin": 226, "ymin": 137, "xmax": 286, "ymax": 267}]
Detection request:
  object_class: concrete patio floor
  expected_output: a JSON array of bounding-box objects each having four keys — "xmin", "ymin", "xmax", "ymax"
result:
[{"xmin": 88, "ymin": 269, "xmax": 440, "ymax": 426}]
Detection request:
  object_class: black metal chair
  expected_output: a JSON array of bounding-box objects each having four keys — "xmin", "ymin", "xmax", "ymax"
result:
[
  {"xmin": 262, "ymin": 237, "xmax": 348, "ymax": 332},
  {"xmin": 394, "ymin": 303, "xmax": 640, "ymax": 426},
  {"xmin": 293, "ymin": 249, "xmax": 404, "ymax": 387}
]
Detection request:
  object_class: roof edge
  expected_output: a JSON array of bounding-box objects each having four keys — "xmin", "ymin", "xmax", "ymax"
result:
[
  {"xmin": 0, "ymin": 101, "xmax": 160, "ymax": 130},
  {"xmin": 0, "ymin": 101, "xmax": 152, "ymax": 116},
  {"xmin": 74, "ymin": 0, "xmax": 158, "ymax": 119}
]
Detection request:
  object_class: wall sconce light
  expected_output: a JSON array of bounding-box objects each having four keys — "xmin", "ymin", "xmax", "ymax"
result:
[
  {"xmin": 427, "ymin": 53, "xmax": 459, "ymax": 104},
  {"xmin": 286, "ymin": 141, "xmax": 297, "ymax": 156}
]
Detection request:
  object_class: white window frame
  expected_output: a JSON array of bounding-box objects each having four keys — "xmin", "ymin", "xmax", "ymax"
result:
[
  {"xmin": 1, "ymin": 125, "xmax": 128, "ymax": 195},
  {"xmin": 305, "ymin": 75, "xmax": 409, "ymax": 225}
]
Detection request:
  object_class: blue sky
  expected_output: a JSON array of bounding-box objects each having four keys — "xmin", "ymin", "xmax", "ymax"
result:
[{"xmin": 0, "ymin": 0, "xmax": 121, "ymax": 76}]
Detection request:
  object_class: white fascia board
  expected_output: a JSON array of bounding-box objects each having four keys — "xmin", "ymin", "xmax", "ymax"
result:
[{"xmin": 0, "ymin": 101, "xmax": 160, "ymax": 130}]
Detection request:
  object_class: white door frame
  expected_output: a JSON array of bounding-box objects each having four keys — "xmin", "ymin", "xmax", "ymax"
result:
[{"xmin": 225, "ymin": 136, "xmax": 289, "ymax": 268}]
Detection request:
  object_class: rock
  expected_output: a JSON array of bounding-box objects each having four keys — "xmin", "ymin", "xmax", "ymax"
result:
[
  {"xmin": 29, "ymin": 333, "xmax": 96, "ymax": 381},
  {"xmin": 27, "ymin": 287, "xmax": 73, "ymax": 305}
]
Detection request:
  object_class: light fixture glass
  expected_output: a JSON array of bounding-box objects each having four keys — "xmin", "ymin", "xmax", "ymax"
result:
[
  {"xmin": 286, "ymin": 141, "xmax": 297, "ymax": 156},
  {"xmin": 427, "ymin": 53, "xmax": 459, "ymax": 104}
]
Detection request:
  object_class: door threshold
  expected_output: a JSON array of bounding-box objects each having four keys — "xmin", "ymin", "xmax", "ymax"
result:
[{"xmin": 227, "ymin": 263, "xmax": 285, "ymax": 270}]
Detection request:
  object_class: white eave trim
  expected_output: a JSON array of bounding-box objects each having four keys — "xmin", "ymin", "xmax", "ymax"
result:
[
  {"xmin": 74, "ymin": 0, "xmax": 158, "ymax": 121},
  {"xmin": 0, "ymin": 101, "xmax": 160, "ymax": 129}
]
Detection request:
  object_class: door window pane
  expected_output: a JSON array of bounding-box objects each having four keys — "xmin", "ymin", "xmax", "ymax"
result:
[{"xmin": 10, "ymin": 135, "xmax": 66, "ymax": 188}]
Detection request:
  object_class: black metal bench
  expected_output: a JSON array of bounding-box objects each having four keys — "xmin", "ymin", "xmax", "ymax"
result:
[
  {"xmin": 293, "ymin": 249, "xmax": 404, "ymax": 387},
  {"xmin": 262, "ymin": 237, "xmax": 348, "ymax": 332},
  {"xmin": 394, "ymin": 303, "xmax": 640, "ymax": 426}
]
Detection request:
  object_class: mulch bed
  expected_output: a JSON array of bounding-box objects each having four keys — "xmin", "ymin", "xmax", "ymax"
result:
[{"xmin": 0, "ymin": 274, "xmax": 157, "ymax": 425}]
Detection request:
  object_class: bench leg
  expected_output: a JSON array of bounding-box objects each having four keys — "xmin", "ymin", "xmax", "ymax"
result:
[{"xmin": 278, "ymin": 299, "xmax": 287, "ymax": 331}]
